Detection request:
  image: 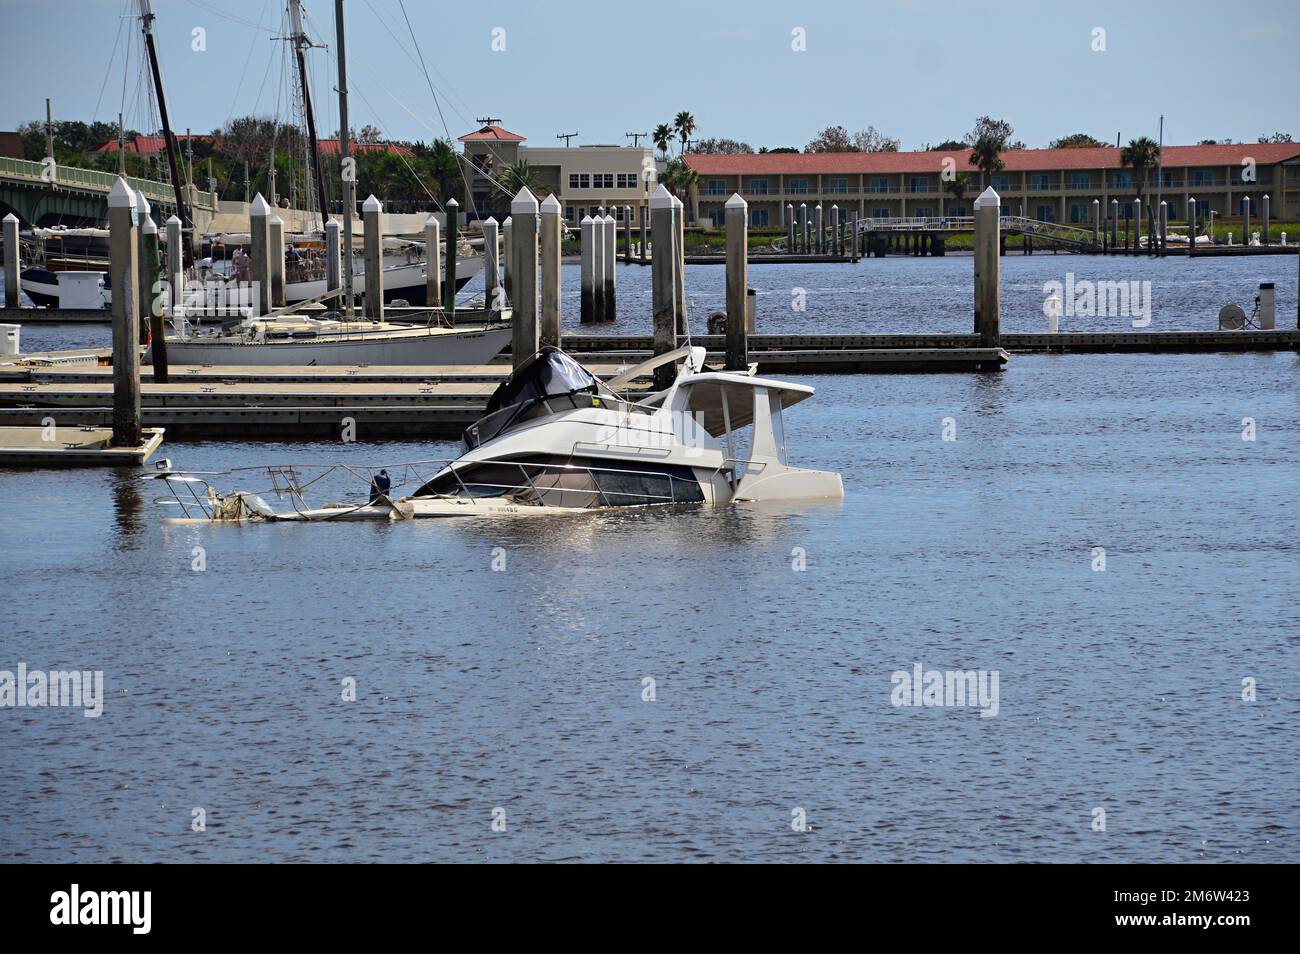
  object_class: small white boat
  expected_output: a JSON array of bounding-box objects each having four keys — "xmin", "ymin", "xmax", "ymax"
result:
[
  {"xmin": 158, "ymin": 313, "xmax": 511, "ymax": 366},
  {"xmin": 18, "ymin": 256, "xmax": 482, "ymax": 310}
]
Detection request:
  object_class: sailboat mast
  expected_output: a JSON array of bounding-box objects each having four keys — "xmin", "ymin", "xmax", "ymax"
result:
[
  {"xmin": 137, "ymin": 0, "xmax": 191, "ymax": 266},
  {"xmin": 289, "ymin": 0, "xmax": 330, "ymax": 234},
  {"xmin": 334, "ymin": 0, "xmax": 354, "ymax": 314}
]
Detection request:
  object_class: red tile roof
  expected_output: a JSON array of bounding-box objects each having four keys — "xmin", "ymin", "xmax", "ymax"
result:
[
  {"xmin": 459, "ymin": 124, "xmax": 526, "ymax": 143},
  {"xmin": 686, "ymin": 142, "xmax": 1300, "ymax": 176}
]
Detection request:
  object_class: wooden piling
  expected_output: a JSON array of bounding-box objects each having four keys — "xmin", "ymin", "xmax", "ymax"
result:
[
  {"xmin": 580, "ymin": 215, "xmax": 596, "ymax": 324},
  {"xmin": 592, "ymin": 213, "xmax": 605, "ymax": 324},
  {"xmin": 502, "ymin": 215, "xmax": 513, "ymax": 305},
  {"xmin": 1159, "ymin": 201, "xmax": 1168, "ymax": 256},
  {"xmin": 509, "ymin": 187, "xmax": 539, "ymax": 369},
  {"xmin": 325, "ymin": 218, "xmax": 342, "ymax": 306},
  {"xmin": 650, "ymin": 185, "xmax": 676, "ymax": 389},
  {"xmin": 1111, "ymin": 199, "xmax": 1119, "ymax": 249},
  {"xmin": 249, "ymin": 193, "xmax": 272, "ymax": 315},
  {"xmin": 1243, "ymin": 197, "xmax": 1251, "ymax": 246},
  {"xmin": 108, "ymin": 178, "xmax": 141, "ymax": 447},
  {"xmin": 163, "ymin": 213, "xmax": 183, "ymax": 315},
  {"xmin": 1092, "ymin": 199, "xmax": 1100, "ymax": 248},
  {"xmin": 623, "ymin": 206, "xmax": 633, "ymax": 264},
  {"xmin": 787, "ymin": 204, "xmax": 795, "ymax": 252},
  {"xmin": 362, "ymin": 194, "xmax": 383, "ymax": 320},
  {"xmin": 603, "ymin": 212, "xmax": 617, "ymax": 322},
  {"xmin": 269, "ymin": 215, "xmax": 286, "ymax": 308},
  {"xmin": 141, "ymin": 213, "xmax": 168, "ymax": 380},
  {"xmin": 800, "ymin": 203, "xmax": 809, "ymax": 255},
  {"xmin": 639, "ymin": 202, "xmax": 648, "ymax": 265},
  {"xmin": 540, "ymin": 194, "xmax": 562, "ymax": 347},
  {"xmin": 443, "ymin": 197, "xmax": 458, "ymax": 319},
  {"xmin": 814, "ymin": 204, "xmax": 824, "ymax": 254},
  {"xmin": 830, "ymin": 205, "xmax": 840, "ymax": 257},
  {"xmin": 482, "ymin": 216, "xmax": 501, "ymax": 315},
  {"xmin": 973, "ymin": 187, "xmax": 1001, "ymax": 348},
  {"xmin": 134, "ymin": 195, "xmax": 153, "ymax": 343},
  {"xmin": 423, "ymin": 214, "xmax": 440, "ymax": 312},
  {"xmin": 1188, "ymin": 198, "xmax": 1196, "ymax": 259},
  {"xmin": 1262, "ymin": 194, "xmax": 1270, "ymax": 245},
  {"xmin": 1134, "ymin": 199, "xmax": 1142, "ymax": 253},
  {"xmin": 2, "ymin": 213, "xmax": 18, "ymax": 308},
  {"xmin": 724, "ymin": 193, "xmax": 748, "ymax": 371},
  {"xmin": 673, "ymin": 195, "xmax": 686, "ymax": 334}
]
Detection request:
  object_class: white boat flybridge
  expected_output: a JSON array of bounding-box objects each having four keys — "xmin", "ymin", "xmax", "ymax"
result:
[{"xmin": 145, "ymin": 346, "xmax": 842, "ymax": 523}]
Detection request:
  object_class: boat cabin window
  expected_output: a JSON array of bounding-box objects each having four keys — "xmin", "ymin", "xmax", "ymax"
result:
[{"xmin": 412, "ymin": 455, "xmax": 704, "ymax": 508}]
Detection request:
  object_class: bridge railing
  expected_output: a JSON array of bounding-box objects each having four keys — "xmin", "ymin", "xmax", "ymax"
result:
[
  {"xmin": 0, "ymin": 156, "xmax": 217, "ymax": 211},
  {"xmin": 856, "ymin": 214, "xmax": 1097, "ymax": 246}
]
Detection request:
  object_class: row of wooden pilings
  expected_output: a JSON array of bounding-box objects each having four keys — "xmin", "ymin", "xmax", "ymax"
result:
[{"xmin": 784, "ymin": 203, "xmax": 860, "ymax": 258}]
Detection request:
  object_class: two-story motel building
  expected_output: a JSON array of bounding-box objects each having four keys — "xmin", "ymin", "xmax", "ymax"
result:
[
  {"xmin": 685, "ymin": 143, "xmax": 1300, "ymax": 228},
  {"xmin": 458, "ymin": 124, "xmax": 656, "ymax": 224}
]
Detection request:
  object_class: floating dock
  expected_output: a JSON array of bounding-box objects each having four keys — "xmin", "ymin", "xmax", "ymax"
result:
[{"xmin": 0, "ymin": 425, "xmax": 164, "ymax": 466}]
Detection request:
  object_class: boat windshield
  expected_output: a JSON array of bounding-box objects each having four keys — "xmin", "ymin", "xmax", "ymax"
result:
[{"xmin": 464, "ymin": 347, "xmax": 619, "ymax": 449}]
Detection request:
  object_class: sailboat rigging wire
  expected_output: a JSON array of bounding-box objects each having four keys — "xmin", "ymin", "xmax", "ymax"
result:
[
  {"xmin": 92, "ymin": 3, "xmax": 129, "ymax": 123},
  {"xmin": 222, "ymin": 0, "xmax": 272, "ymax": 130},
  {"xmin": 396, "ymin": 0, "xmax": 480, "ymax": 219}
]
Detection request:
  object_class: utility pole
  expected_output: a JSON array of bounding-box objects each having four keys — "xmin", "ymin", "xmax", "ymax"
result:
[
  {"xmin": 556, "ymin": 132, "xmax": 579, "ymax": 148},
  {"xmin": 334, "ymin": 0, "xmax": 354, "ymax": 315},
  {"xmin": 117, "ymin": 112, "xmax": 127, "ymax": 176},
  {"xmin": 625, "ymin": 132, "xmax": 649, "ymax": 148},
  {"xmin": 476, "ymin": 116, "xmax": 502, "ymax": 128},
  {"xmin": 45, "ymin": 98, "xmax": 55, "ymax": 162}
]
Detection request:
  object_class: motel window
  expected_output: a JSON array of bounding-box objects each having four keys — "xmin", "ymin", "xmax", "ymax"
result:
[
  {"xmin": 1119, "ymin": 202, "xmax": 1133, "ymax": 218},
  {"xmin": 991, "ymin": 175, "xmax": 1009, "ymax": 190},
  {"xmin": 1070, "ymin": 173, "xmax": 1090, "ymax": 189},
  {"xmin": 1111, "ymin": 172, "xmax": 1132, "ymax": 188},
  {"xmin": 1030, "ymin": 174, "xmax": 1050, "ymax": 190},
  {"xmin": 829, "ymin": 177, "xmax": 847, "ymax": 193},
  {"xmin": 872, "ymin": 208, "xmax": 890, "ymax": 218},
  {"xmin": 569, "ymin": 174, "xmax": 580, "ymax": 189},
  {"xmin": 946, "ymin": 205, "xmax": 963, "ymax": 217},
  {"xmin": 577, "ymin": 174, "xmax": 590, "ymax": 189},
  {"xmin": 707, "ymin": 179, "xmax": 727, "ymax": 195},
  {"xmin": 908, "ymin": 176, "xmax": 930, "ymax": 193},
  {"xmin": 1069, "ymin": 203, "xmax": 1089, "ymax": 223},
  {"xmin": 598, "ymin": 173, "xmax": 614, "ymax": 188},
  {"xmin": 790, "ymin": 179, "xmax": 809, "ymax": 193},
  {"xmin": 564, "ymin": 206, "xmax": 575, "ymax": 222},
  {"xmin": 751, "ymin": 209, "xmax": 770, "ymax": 227},
  {"xmin": 709, "ymin": 208, "xmax": 725, "ymax": 227},
  {"xmin": 1191, "ymin": 170, "xmax": 1212, "ymax": 186},
  {"xmin": 869, "ymin": 177, "xmax": 889, "ymax": 193},
  {"xmin": 914, "ymin": 207, "xmax": 933, "ymax": 217},
  {"xmin": 1035, "ymin": 205, "xmax": 1055, "ymax": 221},
  {"xmin": 617, "ymin": 173, "xmax": 636, "ymax": 188},
  {"xmin": 749, "ymin": 179, "xmax": 769, "ymax": 195}
]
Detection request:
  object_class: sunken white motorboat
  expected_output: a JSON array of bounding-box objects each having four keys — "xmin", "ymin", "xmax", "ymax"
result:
[{"xmin": 145, "ymin": 346, "xmax": 843, "ymax": 523}]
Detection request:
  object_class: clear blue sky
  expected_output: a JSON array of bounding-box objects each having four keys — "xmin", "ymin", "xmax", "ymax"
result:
[{"xmin": 1, "ymin": 0, "xmax": 1295, "ymax": 150}]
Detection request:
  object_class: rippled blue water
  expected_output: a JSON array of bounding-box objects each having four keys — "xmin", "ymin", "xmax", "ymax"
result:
[
  {"xmin": 1, "ymin": 259, "xmax": 1297, "ymax": 862},
  {"xmin": 8, "ymin": 251, "xmax": 1299, "ymax": 353}
]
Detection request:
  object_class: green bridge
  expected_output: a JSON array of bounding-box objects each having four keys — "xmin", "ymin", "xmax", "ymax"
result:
[{"xmin": 0, "ymin": 157, "xmax": 218, "ymax": 228}]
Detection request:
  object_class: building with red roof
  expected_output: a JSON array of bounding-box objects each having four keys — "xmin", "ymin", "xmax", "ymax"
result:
[{"xmin": 684, "ymin": 143, "xmax": 1300, "ymax": 227}]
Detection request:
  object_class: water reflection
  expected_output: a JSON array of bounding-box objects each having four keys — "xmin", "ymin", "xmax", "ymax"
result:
[{"xmin": 110, "ymin": 471, "xmax": 146, "ymax": 548}]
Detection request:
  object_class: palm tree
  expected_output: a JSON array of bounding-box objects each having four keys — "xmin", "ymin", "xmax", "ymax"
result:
[
  {"xmin": 943, "ymin": 172, "xmax": 973, "ymax": 213},
  {"xmin": 659, "ymin": 158, "xmax": 699, "ymax": 221},
  {"xmin": 968, "ymin": 134, "xmax": 1005, "ymax": 182},
  {"xmin": 674, "ymin": 111, "xmax": 696, "ymax": 156},
  {"xmin": 493, "ymin": 159, "xmax": 549, "ymax": 216},
  {"xmin": 1120, "ymin": 136, "xmax": 1161, "ymax": 208},
  {"xmin": 652, "ymin": 123, "xmax": 673, "ymax": 161}
]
